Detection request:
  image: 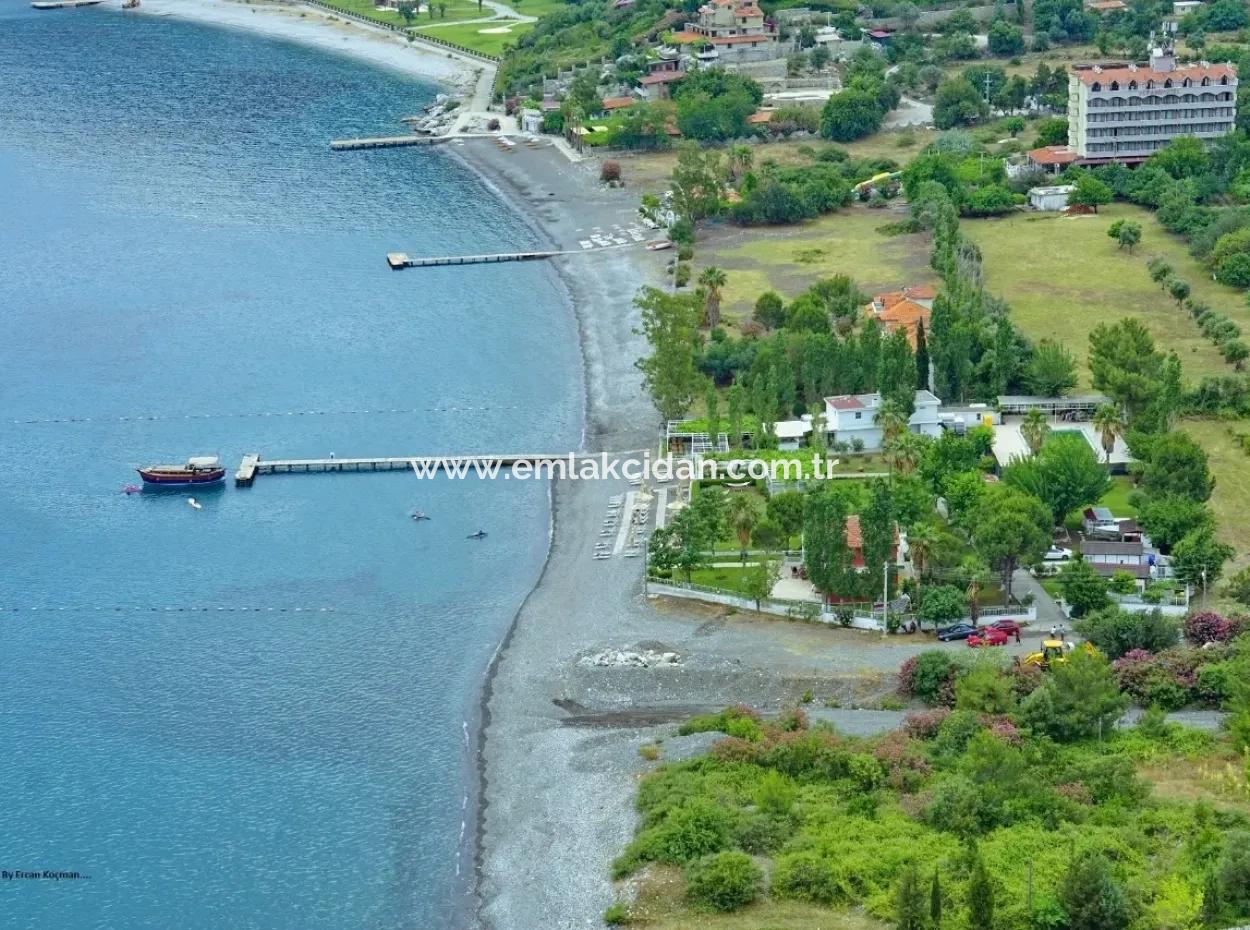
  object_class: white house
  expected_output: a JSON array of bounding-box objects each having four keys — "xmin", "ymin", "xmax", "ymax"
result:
[
  {"xmin": 1028, "ymin": 184, "xmax": 1074, "ymax": 211},
  {"xmin": 774, "ymin": 416, "xmax": 813, "ymax": 450},
  {"xmin": 822, "ymin": 390, "xmax": 942, "ymax": 451}
]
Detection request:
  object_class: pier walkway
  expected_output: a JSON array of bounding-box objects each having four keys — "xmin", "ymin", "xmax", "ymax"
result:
[
  {"xmin": 235, "ymin": 453, "xmax": 564, "ymax": 486},
  {"xmin": 386, "ymin": 249, "xmax": 565, "ymax": 270},
  {"xmin": 330, "ymin": 135, "xmax": 447, "ymax": 151}
]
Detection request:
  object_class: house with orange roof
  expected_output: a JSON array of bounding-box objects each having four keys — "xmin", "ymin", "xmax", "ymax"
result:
[
  {"xmin": 865, "ymin": 284, "xmax": 936, "ymax": 349},
  {"xmin": 673, "ymin": 0, "xmax": 780, "ymax": 64}
]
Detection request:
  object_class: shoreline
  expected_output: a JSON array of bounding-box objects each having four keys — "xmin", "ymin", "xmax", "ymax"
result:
[{"xmin": 121, "ymin": 0, "xmax": 483, "ymax": 95}]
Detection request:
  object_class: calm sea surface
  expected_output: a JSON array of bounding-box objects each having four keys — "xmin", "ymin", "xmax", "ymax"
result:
[{"xmin": 0, "ymin": 6, "xmax": 581, "ymax": 928}]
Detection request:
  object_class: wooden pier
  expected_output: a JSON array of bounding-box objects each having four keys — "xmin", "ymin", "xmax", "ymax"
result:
[
  {"xmin": 330, "ymin": 135, "xmax": 446, "ymax": 152},
  {"xmin": 32, "ymin": 0, "xmax": 104, "ymax": 7},
  {"xmin": 234, "ymin": 454, "xmax": 564, "ymax": 486},
  {"xmin": 386, "ymin": 250, "xmax": 561, "ymax": 271}
]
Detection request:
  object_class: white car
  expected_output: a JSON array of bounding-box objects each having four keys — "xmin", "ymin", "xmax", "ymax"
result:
[{"xmin": 1044, "ymin": 546, "xmax": 1073, "ymax": 561}]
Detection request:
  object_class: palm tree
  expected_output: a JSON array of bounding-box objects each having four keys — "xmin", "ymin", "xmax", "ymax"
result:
[
  {"xmin": 959, "ymin": 556, "xmax": 992, "ymax": 627},
  {"xmin": 876, "ymin": 397, "xmax": 910, "ymax": 448},
  {"xmin": 907, "ymin": 521, "xmax": 940, "ymax": 602},
  {"xmin": 1091, "ymin": 404, "xmax": 1123, "ymax": 466},
  {"xmin": 728, "ymin": 144, "xmax": 753, "ymax": 182},
  {"xmin": 698, "ymin": 266, "xmax": 728, "ymax": 329},
  {"xmin": 885, "ymin": 431, "xmax": 927, "ymax": 476},
  {"xmin": 728, "ymin": 493, "xmax": 764, "ymax": 563},
  {"xmin": 1020, "ymin": 408, "xmax": 1050, "ymax": 456}
]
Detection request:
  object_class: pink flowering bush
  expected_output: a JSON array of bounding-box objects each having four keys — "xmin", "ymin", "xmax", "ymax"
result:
[
  {"xmin": 903, "ymin": 708, "xmax": 951, "ymax": 740},
  {"xmin": 1184, "ymin": 611, "xmax": 1241, "ymax": 645}
]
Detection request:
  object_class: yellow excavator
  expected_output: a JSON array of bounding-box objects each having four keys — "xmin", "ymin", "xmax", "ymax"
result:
[{"xmin": 1019, "ymin": 640, "xmax": 1099, "ymax": 670}]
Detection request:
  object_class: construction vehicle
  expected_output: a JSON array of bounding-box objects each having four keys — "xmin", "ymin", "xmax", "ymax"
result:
[{"xmin": 1018, "ymin": 640, "xmax": 1098, "ymax": 670}]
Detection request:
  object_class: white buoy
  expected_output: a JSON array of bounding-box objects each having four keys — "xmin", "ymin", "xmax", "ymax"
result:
[{"xmin": 188, "ymin": 498, "xmax": 202, "ymax": 510}]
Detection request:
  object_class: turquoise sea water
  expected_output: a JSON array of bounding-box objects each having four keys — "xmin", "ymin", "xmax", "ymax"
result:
[{"xmin": 0, "ymin": 7, "xmax": 581, "ymax": 928}]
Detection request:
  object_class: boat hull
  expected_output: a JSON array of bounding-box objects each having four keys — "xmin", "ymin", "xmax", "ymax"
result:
[{"xmin": 137, "ymin": 468, "xmax": 226, "ymax": 486}]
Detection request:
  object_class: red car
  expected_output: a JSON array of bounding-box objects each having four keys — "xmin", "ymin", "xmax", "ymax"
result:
[
  {"xmin": 986, "ymin": 619, "xmax": 1024, "ymax": 638},
  {"xmin": 967, "ymin": 628, "xmax": 1009, "ymax": 648}
]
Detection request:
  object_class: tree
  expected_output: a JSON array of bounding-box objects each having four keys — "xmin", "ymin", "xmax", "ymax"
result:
[
  {"xmin": 1060, "ymin": 852, "xmax": 1130, "ymax": 930},
  {"xmin": 1171, "ymin": 525, "xmax": 1234, "ymax": 590},
  {"xmin": 960, "ymin": 556, "xmax": 992, "ymax": 626},
  {"xmin": 1135, "ymin": 432, "xmax": 1214, "ymax": 502},
  {"xmin": 727, "ymin": 144, "xmax": 753, "ymax": 182},
  {"xmin": 1137, "ymin": 495, "xmax": 1211, "ymax": 552},
  {"xmin": 751, "ymin": 520, "xmax": 783, "ymax": 553},
  {"xmin": 930, "ymin": 869, "xmax": 942, "ymax": 930},
  {"xmin": 1089, "ymin": 319, "xmax": 1163, "ymax": 421},
  {"xmin": 1149, "ymin": 258, "xmax": 1174, "ymax": 288},
  {"xmin": 861, "ymin": 480, "xmax": 896, "ymax": 578},
  {"xmin": 1057, "ymin": 556, "xmax": 1110, "ymax": 618},
  {"xmin": 820, "ymin": 88, "xmax": 885, "ymax": 142},
  {"xmin": 635, "ymin": 287, "xmax": 702, "ymax": 421},
  {"xmin": 1108, "ymin": 219, "xmax": 1142, "ymax": 252},
  {"xmin": 1025, "ymin": 339, "xmax": 1078, "ymax": 396},
  {"xmin": 768, "ymin": 491, "xmax": 805, "ymax": 548},
  {"xmin": 698, "ymin": 266, "xmax": 728, "ymax": 328},
  {"xmin": 1020, "ymin": 408, "xmax": 1050, "ymax": 455},
  {"xmin": 915, "ymin": 320, "xmax": 930, "ymax": 390},
  {"xmin": 705, "ymin": 383, "xmax": 721, "ymax": 452},
  {"xmin": 918, "ymin": 585, "xmax": 967, "ymax": 630},
  {"xmin": 1021, "ymin": 648, "xmax": 1128, "ymax": 741},
  {"xmin": 967, "ymin": 848, "xmax": 995, "ymax": 930},
  {"xmin": 1076, "ymin": 607, "xmax": 1180, "ymax": 658},
  {"xmin": 727, "ymin": 383, "xmax": 744, "ymax": 450},
  {"xmin": 1168, "ymin": 277, "xmax": 1192, "ymax": 308},
  {"xmin": 564, "ymin": 72, "xmax": 602, "ymax": 118},
  {"xmin": 896, "ymin": 862, "xmax": 927, "ymax": 930},
  {"xmin": 671, "ymin": 142, "xmax": 725, "ymax": 224},
  {"xmin": 743, "ymin": 559, "xmax": 781, "ymax": 611},
  {"xmin": 397, "ymin": 0, "xmax": 416, "ymax": 23},
  {"xmin": 804, "ymin": 490, "xmax": 854, "ymax": 596},
  {"xmin": 933, "ymin": 77, "xmax": 987, "ymax": 129},
  {"xmin": 1091, "ymin": 405, "xmax": 1123, "ymax": 465},
  {"xmin": 1003, "ymin": 433, "xmax": 1111, "ymax": 527},
  {"xmin": 988, "ymin": 18, "xmax": 1025, "ymax": 55},
  {"xmin": 728, "ymin": 492, "xmax": 764, "ymax": 558},
  {"xmin": 907, "ymin": 521, "xmax": 940, "ymax": 597},
  {"xmin": 1070, "ymin": 174, "xmax": 1113, "ymax": 213},
  {"xmin": 972, "ymin": 486, "xmax": 1052, "ymax": 596},
  {"xmin": 753, "ymin": 291, "xmax": 786, "ymax": 330},
  {"xmin": 1035, "ymin": 117, "xmax": 1069, "ymax": 147},
  {"xmin": 1003, "ymin": 115, "xmax": 1026, "ymax": 137}
]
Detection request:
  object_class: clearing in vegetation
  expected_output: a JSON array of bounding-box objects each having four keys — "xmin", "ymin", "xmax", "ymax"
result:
[
  {"xmin": 966, "ymin": 203, "xmax": 1250, "ymax": 387},
  {"xmin": 1180, "ymin": 418, "xmax": 1250, "ymax": 568},
  {"xmin": 696, "ymin": 207, "xmax": 933, "ymax": 322}
]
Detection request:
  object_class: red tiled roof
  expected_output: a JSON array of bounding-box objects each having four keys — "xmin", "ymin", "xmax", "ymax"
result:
[
  {"xmin": 747, "ymin": 109, "xmax": 772, "ymax": 124},
  {"xmin": 1086, "ymin": 0, "xmax": 1126, "ymax": 11},
  {"xmin": 846, "ymin": 514, "xmax": 863, "ymax": 549},
  {"xmin": 601, "ymin": 96, "xmax": 637, "ymax": 110},
  {"xmin": 1028, "ymin": 145, "xmax": 1078, "ymax": 165},
  {"xmin": 1073, "ymin": 61, "xmax": 1236, "ymax": 86},
  {"xmin": 877, "ymin": 299, "xmax": 931, "ymax": 349},
  {"xmin": 825, "ymin": 395, "xmax": 864, "ymax": 410}
]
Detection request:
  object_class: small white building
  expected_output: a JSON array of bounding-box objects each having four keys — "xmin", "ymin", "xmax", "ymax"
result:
[
  {"xmin": 822, "ymin": 390, "xmax": 942, "ymax": 451},
  {"xmin": 1172, "ymin": 0, "xmax": 1203, "ymax": 15},
  {"xmin": 1028, "ymin": 184, "xmax": 1074, "ymax": 211},
  {"xmin": 774, "ymin": 416, "xmax": 813, "ymax": 451},
  {"xmin": 520, "ymin": 108, "xmax": 544, "ymax": 133}
]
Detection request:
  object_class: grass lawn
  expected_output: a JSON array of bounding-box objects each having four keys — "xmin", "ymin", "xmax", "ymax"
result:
[
  {"xmin": 697, "ymin": 206, "xmax": 934, "ymax": 319},
  {"xmin": 623, "ymin": 864, "xmax": 888, "ymax": 930},
  {"xmin": 1100, "ymin": 476, "xmax": 1137, "ymax": 516},
  {"xmin": 318, "ymin": 0, "xmax": 482, "ymax": 26},
  {"xmin": 688, "ymin": 562, "xmax": 774, "ymax": 593},
  {"xmin": 1179, "ymin": 418, "xmax": 1250, "ymax": 569},
  {"xmin": 966, "ymin": 203, "xmax": 1250, "ymax": 388},
  {"xmin": 415, "ymin": 20, "xmax": 531, "ymax": 54}
]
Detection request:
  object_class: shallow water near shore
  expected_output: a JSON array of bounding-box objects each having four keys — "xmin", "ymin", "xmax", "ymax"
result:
[{"xmin": 0, "ymin": 7, "xmax": 580, "ymax": 929}]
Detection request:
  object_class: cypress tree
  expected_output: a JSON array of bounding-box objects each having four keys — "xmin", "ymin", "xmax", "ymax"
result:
[
  {"xmin": 915, "ymin": 320, "xmax": 930, "ymax": 391},
  {"xmin": 930, "ymin": 868, "xmax": 942, "ymax": 930},
  {"xmin": 896, "ymin": 862, "xmax": 927, "ymax": 930},
  {"xmin": 968, "ymin": 848, "xmax": 994, "ymax": 930}
]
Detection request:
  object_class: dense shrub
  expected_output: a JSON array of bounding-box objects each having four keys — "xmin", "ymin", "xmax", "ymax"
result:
[
  {"xmin": 680, "ymin": 705, "xmax": 764, "ymax": 741},
  {"xmin": 904, "ymin": 707, "xmax": 951, "ymax": 740},
  {"xmin": 1075, "ymin": 607, "xmax": 1180, "ymax": 659},
  {"xmin": 1184, "ymin": 610, "xmax": 1241, "ymax": 645},
  {"xmin": 901, "ymin": 651, "xmax": 959, "ymax": 706},
  {"xmin": 684, "ymin": 850, "xmax": 762, "ymax": 911}
]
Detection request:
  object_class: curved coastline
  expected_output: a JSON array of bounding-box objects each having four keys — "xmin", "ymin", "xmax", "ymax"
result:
[{"xmin": 114, "ymin": 2, "xmax": 663, "ymax": 924}]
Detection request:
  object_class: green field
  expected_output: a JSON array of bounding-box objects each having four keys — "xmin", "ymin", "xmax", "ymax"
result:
[
  {"xmin": 1180, "ymin": 418, "xmax": 1250, "ymax": 569},
  {"xmin": 416, "ymin": 21, "xmax": 531, "ymax": 55},
  {"xmin": 966, "ymin": 203, "xmax": 1250, "ymax": 388},
  {"xmin": 699, "ymin": 207, "xmax": 935, "ymax": 319}
]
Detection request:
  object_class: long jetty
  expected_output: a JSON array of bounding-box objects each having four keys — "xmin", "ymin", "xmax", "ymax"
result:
[
  {"xmin": 386, "ymin": 250, "xmax": 561, "ymax": 270},
  {"xmin": 234, "ymin": 453, "xmax": 564, "ymax": 486},
  {"xmin": 330, "ymin": 136, "xmax": 447, "ymax": 151}
]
